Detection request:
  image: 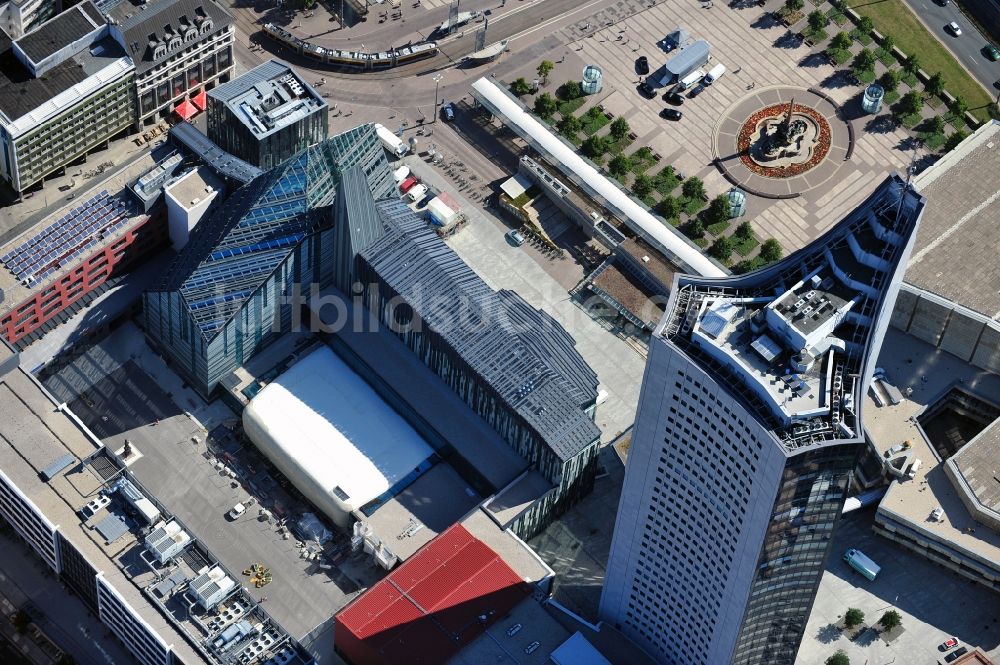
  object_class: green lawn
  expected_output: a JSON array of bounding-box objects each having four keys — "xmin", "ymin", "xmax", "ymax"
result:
[
  {"xmin": 557, "ymin": 97, "xmax": 586, "ymax": 117},
  {"xmin": 581, "ymin": 111, "xmax": 610, "ymax": 136},
  {"xmin": 846, "ymin": 0, "xmax": 994, "ymax": 123}
]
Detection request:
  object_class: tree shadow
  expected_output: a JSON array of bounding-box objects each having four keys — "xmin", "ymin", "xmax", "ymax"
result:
[
  {"xmin": 897, "ymin": 135, "xmax": 922, "ymax": 152},
  {"xmin": 855, "ymin": 627, "xmax": 881, "ymax": 647},
  {"xmin": 799, "ymin": 52, "xmax": 827, "ymax": 68},
  {"xmin": 819, "ymin": 70, "xmax": 855, "ymax": 90},
  {"xmin": 817, "ymin": 623, "xmax": 842, "ymax": 644},
  {"xmin": 751, "ymin": 13, "xmax": 780, "ymax": 29},
  {"xmin": 864, "ymin": 114, "xmax": 898, "ymax": 134},
  {"xmin": 773, "ymin": 30, "xmax": 803, "ymax": 50}
]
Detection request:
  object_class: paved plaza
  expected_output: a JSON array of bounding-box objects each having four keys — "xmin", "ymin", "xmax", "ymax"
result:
[{"xmin": 797, "ymin": 509, "xmax": 1000, "ymax": 665}]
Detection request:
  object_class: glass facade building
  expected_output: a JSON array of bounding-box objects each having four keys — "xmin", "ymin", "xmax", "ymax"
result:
[
  {"xmin": 143, "ymin": 123, "xmax": 393, "ymax": 397},
  {"xmin": 600, "ymin": 176, "xmax": 925, "ymax": 665},
  {"xmin": 207, "ymin": 59, "xmax": 329, "ymax": 169}
]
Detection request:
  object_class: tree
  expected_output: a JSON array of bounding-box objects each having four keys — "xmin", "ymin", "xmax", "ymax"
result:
[
  {"xmin": 633, "ymin": 173, "xmax": 653, "ymax": 199},
  {"xmin": 825, "ymin": 651, "xmax": 851, "ymax": 665},
  {"xmin": 925, "ymin": 72, "xmax": 945, "ymax": 98},
  {"xmin": 685, "ymin": 217, "xmax": 705, "ymax": 238},
  {"xmin": 681, "ymin": 176, "xmax": 706, "ymax": 201},
  {"xmin": 709, "ymin": 235, "xmax": 734, "ymax": 262},
  {"xmin": 784, "ymin": 0, "xmax": 804, "ymax": 11},
  {"xmin": 830, "ymin": 31, "xmax": 852, "ymax": 51},
  {"xmin": 735, "ymin": 220, "xmax": 754, "ymax": 241},
  {"xmin": 878, "ymin": 610, "xmax": 902, "ymax": 632},
  {"xmin": 581, "ymin": 135, "xmax": 608, "ymax": 159},
  {"xmin": 706, "ymin": 195, "xmax": 732, "ymax": 225},
  {"xmin": 852, "ymin": 48, "xmax": 876, "ymax": 74},
  {"xmin": 857, "ymin": 15, "xmax": 874, "ymax": 34},
  {"xmin": 608, "ymin": 154, "xmax": 632, "ymax": 178},
  {"xmin": 844, "ymin": 608, "xmax": 865, "ymax": 629},
  {"xmin": 634, "ymin": 146, "xmax": 654, "ymax": 162},
  {"xmin": 510, "ymin": 78, "xmax": 532, "ymax": 96},
  {"xmin": 904, "ymin": 53, "xmax": 920, "ymax": 74},
  {"xmin": 558, "ymin": 114, "xmax": 582, "ymax": 137},
  {"xmin": 657, "ymin": 196, "xmax": 682, "ymax": 220},
  {"xmin": 610, "ymin": 117, "xmax": 631, "ymax": 141},
  {"xmin": 880, "ymin": 35, "xmax": 895, "ymax": 52},
  {"xmin": 879, "ymin": 69, "xmax": 901, "ymax": 92},
  {"xmin": 898, "ymin": 90, "xmax": 923, "ymax": 116},
  {"xmin": 807, "ymin": 10, "xmax": 828, "ymax": 32},
  {"xmin": 760, "ymin": 238, "xmax": 783, "ymax": 262},
  {"xmin": 534, "ymin": 93, "xmax": 558, "ymax": 119},
  {"xmin": 557, "ymin": 80, "xmax": 581, "ymax": 100},
  {"xmin": 951, "ymin": 96, "xmax": 969, "ymax": 117},
  {"xmin": 945, "ymin": 129, "xmax": 969, "ymax": 151},
  {"xmin": 925, "ymin": 115, "xmax": 945, "ymax": 135},
  {"xmin": 536, "ymin": 60, "xmax": 554, "ymax": 84}
]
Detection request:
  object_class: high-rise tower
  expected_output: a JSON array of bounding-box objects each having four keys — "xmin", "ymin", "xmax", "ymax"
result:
[{"xmin": 599, "ymin": 175, "xmax": 924, "ymax": 665}]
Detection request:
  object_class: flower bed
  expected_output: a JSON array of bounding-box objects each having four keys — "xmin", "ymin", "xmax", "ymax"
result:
[{"xmin": 737, "ymin": 103, "xmax": 832, "ymax": 178}]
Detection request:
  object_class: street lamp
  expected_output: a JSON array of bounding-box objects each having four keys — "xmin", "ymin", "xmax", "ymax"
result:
[{"xmin": 432, "ymin": 73, "xmax": 443, "ymax": 123}]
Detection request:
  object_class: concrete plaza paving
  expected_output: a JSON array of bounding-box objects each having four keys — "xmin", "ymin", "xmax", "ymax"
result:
[
  {"xmin": 796, "ymin": 508, "xmax": 1000, "ymax": 665},
  {"xmin": 503, "ymin": 0, "xmax": 924, "ymax": 252}
]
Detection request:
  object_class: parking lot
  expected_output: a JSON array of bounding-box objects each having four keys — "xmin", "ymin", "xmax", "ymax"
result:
[
  {"xmin": 797, "ymin": 508, "xmax": 1000, "ymax": 664},
  {"xmin": 39, "ymin": 325, "xmax": 376, "ymax": 664}
]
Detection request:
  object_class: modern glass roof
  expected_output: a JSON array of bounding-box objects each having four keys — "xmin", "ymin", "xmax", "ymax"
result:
[{"xmin": 154, "ymin": 124, "xmax": 389, "ymax": 339}]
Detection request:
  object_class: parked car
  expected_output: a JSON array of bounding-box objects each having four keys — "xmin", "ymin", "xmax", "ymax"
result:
[
  {"xmin": 638, "ymin": 80, "xmax": 656, "ymax": 98},
  {"xmin": 984, "ymin": 43, "xmax": 1000, "ymax": 61},
  {"xmin": 441, "ymin": 102, "xmax": 455, "ymax": 121},
  {"xmin": 660, "ymin": 108, "xmax": 683, "ymax": 121},
  {"xmin": 399, "ymin": 176, "xmax": 419, "ymax": 193},
  {"xmin": 228, "ymin": 503, "xmax": 247, "ymax": 520},
  {"xmin": 662, "ymin": 91, "xmax": 684, "ymax": 105},
  {"xmin": 506, "ymin": 229, "xmax": 526, "ymax": 246},
  {"xmin": 635, "ymin": 55, "xmax": 650, "ymax": 75},
  {"xmin": 946, "ymin": 21, "xmax": 962, "ymax": 36},
  {"xmin": 946, "ymin": 647, "xmax": 969, "ymax": 662},
  {"xmin": 939, "ymin": 637, "xmax": 959, "ymax": 651},
  {"xmin": 688, "ymin": 83, "xmax": 706, "ymax": 98}
]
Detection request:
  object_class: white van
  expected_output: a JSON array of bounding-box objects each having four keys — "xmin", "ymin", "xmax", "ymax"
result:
[
  {"xmin": 678, "ymin": 69, "xmax": 705, "ymax": 91},
  {"xmin": 407, "ymin": 184, "xmax": 428, "ymax": 203},
  {"xmin": 704, "ymin": 63, "xmax": 726, "ymax": 85}
]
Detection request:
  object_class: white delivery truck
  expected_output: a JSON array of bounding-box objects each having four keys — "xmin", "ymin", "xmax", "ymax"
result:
[
  {"xmin": 374, "ymin": 123, "xmax": 409, "ymax": 157},
  {"xmin": 678, "ymin": 69, "xmax": 706, "ymax": 91},
  {"xmin": 704, "ymin": 63, "xmax": 726, "ymax": 85}
]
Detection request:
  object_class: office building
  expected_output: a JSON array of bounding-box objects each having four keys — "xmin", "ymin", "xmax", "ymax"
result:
[
  {"xmin": 0, "ymin": 188, "xmax": 161, "ymax": 347},
  {"xmin": 107, "ymin": 0, "xmax": 234, "ymax": 124},
  {"xmin": 599, "ymin": 175, "xmax": 924, "ymax": 665},
  {"xmin": 314, "ymin": 171, "xmax": 601, "ymax": 539},
  {"xmin": 0, "ymin": 0, "xmax": 57, "ymax": 38},
  {"xmin": 143, "ymin": 123, "xmax": 394, "ymax": 397},
  {"xmin": 207, "ymin": 59, "xmax": 328, "ymax": 169},
  {"xmin": 163, "ymin": 165, "xmax": 223, "ymax": 250},
  {"xmin": 0, "ymin": 2, "xmax": 135, "ymax": 196}
]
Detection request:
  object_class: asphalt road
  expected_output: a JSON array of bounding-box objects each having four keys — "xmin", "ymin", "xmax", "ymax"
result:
[{"xmin": 900, "ymin": 0, "xmax": 1000, "ymax": 97}]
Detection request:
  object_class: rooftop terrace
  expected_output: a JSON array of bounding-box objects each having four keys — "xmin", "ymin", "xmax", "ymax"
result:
[
  {"xmin": 208, "ymin": 60, "xmax": 325, "ymax": 139},
  {"xmin": 660, "ymin": 176, "xmax": 923, "ymax": 450}
]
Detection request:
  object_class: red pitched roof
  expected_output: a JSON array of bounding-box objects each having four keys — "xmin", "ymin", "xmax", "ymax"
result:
[
  {"xmin": 335, "ymin": 523, "xmax": 530, "ymax": 665},
  {"xmin": 192, "ymin": 89, "xmax": 208, "ymax": 111}
]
